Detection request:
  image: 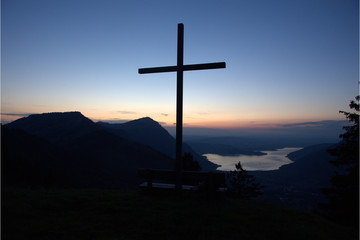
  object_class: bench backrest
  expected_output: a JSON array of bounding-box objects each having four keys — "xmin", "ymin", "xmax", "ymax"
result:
[{"xmin": 138, "ymin": 168, "xmax": 226, "ymax": 187}]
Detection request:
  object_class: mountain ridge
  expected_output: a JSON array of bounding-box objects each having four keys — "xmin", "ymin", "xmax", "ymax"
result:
[
  {"xmin": 98, "ymin": 117, "xmax": 218, "ymax": 171},
  {"xmin": 6, "ymin": 112, "xmax": 100, "ymax": 148},
  {"xmin": 3, "ymin": 112, "xmax": 179, "ymax": 189}
]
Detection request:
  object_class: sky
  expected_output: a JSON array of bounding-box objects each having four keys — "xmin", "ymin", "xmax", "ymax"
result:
[{"xmin": 1, "ymin": 0, "xmax": 359, "ymax": 132}]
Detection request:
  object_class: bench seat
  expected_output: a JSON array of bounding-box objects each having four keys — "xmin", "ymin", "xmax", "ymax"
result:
[
  {"xmin": 138, "ymin": 168, "xmax": 226, "ymax": 192},
  {"xmin": 139, "ymin": 182, "xmax": 199, "ymax": 190}
]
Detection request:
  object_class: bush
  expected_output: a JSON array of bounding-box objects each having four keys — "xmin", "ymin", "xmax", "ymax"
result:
[{"xmin": 227, "ymin": 161, "xmax": 263, "ymax": 199}]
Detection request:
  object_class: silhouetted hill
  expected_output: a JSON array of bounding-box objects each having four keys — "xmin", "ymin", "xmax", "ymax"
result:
[
  {"xmin": 254, "ymin": 143, "xmax": 336, "ymax": 187},
  {"xmin": 98, "ymin": 117, "xmax": 218, "ymax": 171},
  {"xmin": 3, "ymin": 112, "xmax": 175, "ymax": 189},
  {"xmin": 284, "ymin": 144, "xmax": 337, "ymax": 186},
  {"xmin": 2, "ymin": 127, "xmax": 73, "ymax": 187},
  {"xmin": 252, "ymin": 143, "xmax": 337, "ymax": 210},
  {"xmin": 6, "ymin": 112, "xmax": 103, "ymax": 148},
  {"xmin": 98, "ymin": 117, "xmax": 174, "ymax": 157}
]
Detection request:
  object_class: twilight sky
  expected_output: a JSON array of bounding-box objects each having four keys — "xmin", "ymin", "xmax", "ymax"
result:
[{"xmin": 1, "ymin": 0, "xmax": 359, "ymax": 129}]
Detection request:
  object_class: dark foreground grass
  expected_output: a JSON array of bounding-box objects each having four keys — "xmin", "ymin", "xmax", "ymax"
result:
[{"xmin": 2, "ymin": 187, "xmax": 358, "ymax": 240}]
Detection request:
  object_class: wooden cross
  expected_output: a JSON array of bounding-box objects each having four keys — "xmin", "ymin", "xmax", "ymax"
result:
[{"xmin": 138, "ymin": 23, "xmax": 226, "ymax": 191}]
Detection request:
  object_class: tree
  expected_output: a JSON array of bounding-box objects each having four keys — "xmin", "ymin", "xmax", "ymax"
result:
[
  {"xmin": 320, "ymin": 96, "xmax": 359, "ymax": 226},
  {"xmin": 227, "ymin": 161, "xmax": 263, "ymax": 199},
  {"xmin": 182, "ymin": 152, "xmax": 201, "ymax": 171}
]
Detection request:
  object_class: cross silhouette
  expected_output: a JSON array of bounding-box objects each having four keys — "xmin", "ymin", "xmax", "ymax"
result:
[{"xmin": 138, "ymin": 23, "xmax": 226, "ymax": 191}]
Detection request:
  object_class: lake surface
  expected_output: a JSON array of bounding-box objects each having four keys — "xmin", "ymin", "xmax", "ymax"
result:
[{"xmin": 204, "ymin": 147, "xmax": 302, "ymax": 171}]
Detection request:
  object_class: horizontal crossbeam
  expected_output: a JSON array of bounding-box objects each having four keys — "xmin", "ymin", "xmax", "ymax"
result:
[
  {"xmin": 139, "ymin": 66, "xmax": 177, "ymax": 74},
  {"xmin": 138, "ymin": 62, "xmax": 226, "ymax": 74},
  {"xmin": 184, "ymin": 62, "xmax": 226, "ymax": 71}
]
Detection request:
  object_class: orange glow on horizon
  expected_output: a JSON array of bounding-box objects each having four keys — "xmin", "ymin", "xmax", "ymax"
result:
[{"xmin": 1, "ymin": 108, "xmax": 345, "ymax": 130}]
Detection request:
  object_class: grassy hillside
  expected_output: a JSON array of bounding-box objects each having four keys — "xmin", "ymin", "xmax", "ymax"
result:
[{"xmin": 2, "ymin": 187, "xmax": 358, "ymax": 240}]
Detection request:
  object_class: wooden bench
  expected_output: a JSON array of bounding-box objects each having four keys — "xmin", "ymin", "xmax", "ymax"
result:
[{"xmin": 138, "ymin": 168, "xmax": 227, "ymax": 192}]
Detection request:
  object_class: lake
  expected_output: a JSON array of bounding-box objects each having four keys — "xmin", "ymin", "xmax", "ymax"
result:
[{"xmin": 204, "ymin": 147, "xmax": 302, "ymax": 171}]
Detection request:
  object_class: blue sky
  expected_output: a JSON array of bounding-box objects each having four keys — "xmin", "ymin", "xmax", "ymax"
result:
[{"xmin": 1, "ymin": 0, "xmax": 359, "ymax": 131}]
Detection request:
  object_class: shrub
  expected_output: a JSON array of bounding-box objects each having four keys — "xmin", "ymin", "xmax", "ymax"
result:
[{"xmin": 227, "ymin": 161, "xmax": 263, "ymax": 199}]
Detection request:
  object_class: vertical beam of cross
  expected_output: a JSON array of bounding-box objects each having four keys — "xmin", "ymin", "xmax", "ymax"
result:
[
  {"xmin": 138, "ymin": 23, "xmax": 226, "ymax": 191},
  {"xmin": 176, "ymin": 23, "xmax": 184, "ymax": 191}
]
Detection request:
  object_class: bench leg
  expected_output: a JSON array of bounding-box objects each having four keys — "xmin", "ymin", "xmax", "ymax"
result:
[{"xmin": 147, "ymin": 179, "xmax": 152, "ymax": 189}]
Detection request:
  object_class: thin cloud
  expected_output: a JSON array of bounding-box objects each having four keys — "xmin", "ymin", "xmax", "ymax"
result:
[
  {"xmin": 161, "ymin": 113, "xmax": 169, "ymax": 117},
  {"xmin": 1, "ymin": 113, "xmax": 34, "ymax": 117},
  {"xmin": 279, "ymin": 120, "xmax": 347, "ymax": 128},
  {"xmin": 117, "ymin": 111, "xmax": 137, "ymax": 114}
]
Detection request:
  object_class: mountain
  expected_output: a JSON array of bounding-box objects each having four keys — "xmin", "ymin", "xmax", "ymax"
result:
[
  {"xmin": 185, "ymin": 136, "xmax": 300, "ymax": 156},
  {"xmin": 98, "ymin": 117, "xmax": 174, "ymax": 157},
  {"xmin": 98, "ymin": 117, "xmax": 218, "ymax": 171},
  {"xmin": 5, "ymin": 112, "xmax": 101, "ymax": 148},
  {"xmin": 2, "ymin": 112, "xmax": 175, "ymax": 189},
  {"xmin": 2, "ymin": 127, "xmax": 74, "ymax": 187},
  {"xmin": 251, "ymin": 143, "xmax": 337, "ymax": 210},
  {"xmin": 184, "ymin": 140, "xmax": 265, "ymax": 156}
]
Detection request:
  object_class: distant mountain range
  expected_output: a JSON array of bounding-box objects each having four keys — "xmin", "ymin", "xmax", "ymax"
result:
[
  {"xmin": 2, "ymin": 111, "xmax": 341, "ymax": 210},
  {"xmin": 184, "ymin": 135, "xmax": 338, "ymax": 156},
  {"xmin": 2, "ymin": 112, "xmax": 216, "ymax": 189}
]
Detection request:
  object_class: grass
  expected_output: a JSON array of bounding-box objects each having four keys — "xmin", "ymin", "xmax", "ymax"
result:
[{"xmin": 2, "ymin": 187, "xmax": 358, "ymax": 240}]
